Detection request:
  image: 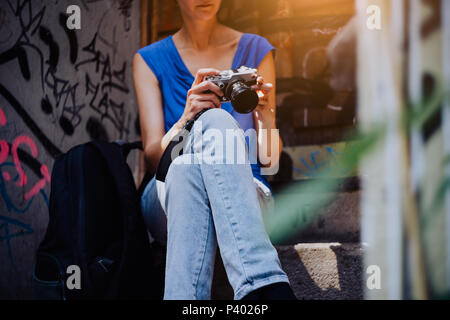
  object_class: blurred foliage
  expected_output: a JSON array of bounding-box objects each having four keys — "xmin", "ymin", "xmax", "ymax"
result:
[
  {"xmin": 266, "ymin": 86, "xmax": 446, "ymax": 244},
  {"xmin": 266, "ymin": 124, "xmax": 384, "ymax": 243},
  {"xmin": 422, "ymin": 154, "xmax": 450, "ymax": 228}
]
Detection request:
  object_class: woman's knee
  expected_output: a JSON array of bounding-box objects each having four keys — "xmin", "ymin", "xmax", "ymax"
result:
[
  {"xmin": 196, "ymin": 108, "xmax": 240, "ymax": 131},
  {"xmin": 187, "ymin": 109, "xmax": 248, "ymax": 164}
]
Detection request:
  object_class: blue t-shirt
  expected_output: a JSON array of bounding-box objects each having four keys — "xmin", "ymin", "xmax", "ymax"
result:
[{"xmin": 138, "ymin": 33, "xmax": 275, "ymax": 189}]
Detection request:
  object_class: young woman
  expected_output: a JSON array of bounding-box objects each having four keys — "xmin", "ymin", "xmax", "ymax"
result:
[{"xmin": 133, "ymin": 0, "xmax": 296, "ymax": 300}]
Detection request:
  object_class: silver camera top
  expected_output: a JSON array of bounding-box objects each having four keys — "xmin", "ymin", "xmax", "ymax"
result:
[{"xmin": 205, "ymin": 66, "xmax": 257, "ymax": 83}]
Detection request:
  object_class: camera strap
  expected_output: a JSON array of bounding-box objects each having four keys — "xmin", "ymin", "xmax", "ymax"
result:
[
  {"xmin": 154, "ymin": 109, "xmax": 210, "ymax": 213},
  {"xmin": 155, "ymin": 109, "xmax": 209, "ymax": 183}
]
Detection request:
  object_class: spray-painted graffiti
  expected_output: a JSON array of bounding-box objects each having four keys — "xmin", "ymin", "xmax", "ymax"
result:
[
  {"xmin": 284, "ymin": 143, "xmax": 356, "ymax": 179},
  {"xmin": 118, "ymin": 0, "xmax": 134, "ymax": 32},
  {"xmin": 76, "ymin": 31, "xmax": 131, "ymax": 138},
  {"xmin": 0, "ymin": 0, "xmax": 140, "ymax": 297},
  {"xmin": 292, "ymin": 148, "xmax": 333, "ymax": 177},
  {"xmin": 0, "ymin": 162, "xmax": 49, "ymax": 269},
  {"xmin": 0, "ymin": 105, "xmax": 50, "ymax": 268},
  {"xmin": 1, "ymin": 0, "xmax": 135, "ymax": 146}
]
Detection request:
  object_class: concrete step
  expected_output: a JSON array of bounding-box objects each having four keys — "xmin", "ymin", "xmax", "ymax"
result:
[
  {"xmin": 274, "ymin": 191, "xmax": 361, "ymax": 244},
  {"xmin": 212, "ymin": 242, "xmax": 364, "ymax": 300}
]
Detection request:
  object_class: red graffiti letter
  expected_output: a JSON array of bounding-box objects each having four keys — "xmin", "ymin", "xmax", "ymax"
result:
[
  {"xmin": 0, "ymin": 107, "xmax": 6, "ymax": 126},
  {"xmin": 0, "ymin": 140, "xmax": 9, "ymax": 165},
  {"xmin": 24, "ymin": 164, "xmax": 51, "ymax": 201}
]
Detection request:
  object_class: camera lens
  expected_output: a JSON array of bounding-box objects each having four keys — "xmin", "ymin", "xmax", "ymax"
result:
[{"xmin": 228, "ymin": 81, "xmax": 259, "ymax": 114}]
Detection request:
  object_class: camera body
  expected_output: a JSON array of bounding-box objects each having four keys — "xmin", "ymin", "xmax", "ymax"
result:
[{"xmin": 205, "ymin": 66, "xmax": 259, "ymax": 114}]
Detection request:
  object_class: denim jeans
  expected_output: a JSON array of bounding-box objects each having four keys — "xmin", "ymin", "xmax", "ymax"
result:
[{"xmin": 141, "ymin": 109, "xmax": 289, "ymax": 300}]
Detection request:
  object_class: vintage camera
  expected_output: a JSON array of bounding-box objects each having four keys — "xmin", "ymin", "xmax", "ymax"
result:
[{"xmin": 205, "ymin": 66, "xmax": 260, "ymax": 114}]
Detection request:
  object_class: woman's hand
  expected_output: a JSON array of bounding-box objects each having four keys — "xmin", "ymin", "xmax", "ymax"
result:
[
  {"xmin": 251, "ymin": 76, "xmax": 275, "ymax": 121},
  {"xmin": 249, "ymin": 51, "xmax": 282, "ymax": 169},
  {"xmin": 177, "ymin": 68, "xmax": 224, "ymax": 128}
]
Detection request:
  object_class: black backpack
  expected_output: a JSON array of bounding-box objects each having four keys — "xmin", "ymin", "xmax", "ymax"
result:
[{"xmin": 33, "ymin": 141, "xmax": 164, "ymax": 300}]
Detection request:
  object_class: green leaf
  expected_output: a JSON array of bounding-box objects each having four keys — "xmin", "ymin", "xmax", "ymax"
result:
[{"xmin": 266, "ymin": 86, "xmax": 446, "ymax": 244}]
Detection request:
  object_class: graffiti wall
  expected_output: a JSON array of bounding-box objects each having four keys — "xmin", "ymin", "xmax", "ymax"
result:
[{"xmin": 0, "ymin": 0, "xmax": 141, "ymax": 299}]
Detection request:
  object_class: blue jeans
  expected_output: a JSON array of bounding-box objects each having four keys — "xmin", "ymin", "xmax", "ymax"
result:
[{"xmin": 141, "ymin": 109, "xmax": 289, "ymax": 300}]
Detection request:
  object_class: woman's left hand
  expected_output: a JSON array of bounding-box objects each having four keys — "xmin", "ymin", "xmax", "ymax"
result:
[{"xmin": 251, "ymin": 76, "xmax": 274, "ymax": 116}]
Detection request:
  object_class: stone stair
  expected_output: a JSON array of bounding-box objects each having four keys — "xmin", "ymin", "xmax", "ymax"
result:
[
  {"xmin": 212, "ymin": 189, "xmax": 363, "ymax": 300},
  {"xmin": 211, "ymin": 242, "xmax": 363, "ymax": 300},
  {"xmin": 278, "ymin": 243, "xmax": 363, "ymax": 300}
]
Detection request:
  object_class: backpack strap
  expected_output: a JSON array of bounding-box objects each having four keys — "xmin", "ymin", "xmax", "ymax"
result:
[{"xmin": 113, "ymin": 140, "xmax": 143, "ymax": 160}]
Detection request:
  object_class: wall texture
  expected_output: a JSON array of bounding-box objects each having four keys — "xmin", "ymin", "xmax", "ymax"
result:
[{"xmin": 0, "ymin": 0, "xmax": 141, "ymax": 299}]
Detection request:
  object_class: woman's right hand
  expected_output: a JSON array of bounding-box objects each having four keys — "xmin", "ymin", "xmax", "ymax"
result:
[{"xmin": 178, "ymin": 68, "xmax": 224, "ymax": 128}]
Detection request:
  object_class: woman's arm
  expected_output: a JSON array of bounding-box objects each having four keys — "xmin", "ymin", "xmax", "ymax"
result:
[
  {"xmin": 253, "ymin": 51, "xmax": 283, "ymax": 169},
  {"xmin": 133, "ymin": 53, "xmax": 166, "ymax": 174},
  {"xmin": 133, "ymin": 53, "xmax": 223, "ymax": 173}
]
